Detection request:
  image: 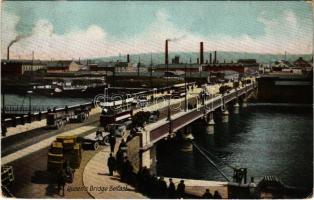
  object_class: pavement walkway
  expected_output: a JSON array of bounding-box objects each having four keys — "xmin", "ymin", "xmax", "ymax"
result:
[{"xmin": 83, "ymin": 143, "xmax": 147, "ymax": 199}]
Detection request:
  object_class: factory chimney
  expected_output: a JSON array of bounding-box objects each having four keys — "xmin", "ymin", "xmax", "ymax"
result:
[
  {"xmin": 214, "ymin": 51, "xmax": 217, "ymax": 64},
  {"xmin": 127, "ymin": 54, "xmax": 130, "ymax": 63},
  {"xmin": 209, "ymin": 53, "xmax": 212, "ymax": 64},
  {"xmin": 197, "ymin": 58, "xmax": 199, "ymax": 64},
  {"xmin": 7, "ymin": 47, "xmax": 10, "ymax": 60},
  {"xmin": 200, "ymin": 42, "xmax": 204, "ymax": 64},
  {"xmin": 165, "ymin": 40, "xmax": 169, "ymax": 65}
]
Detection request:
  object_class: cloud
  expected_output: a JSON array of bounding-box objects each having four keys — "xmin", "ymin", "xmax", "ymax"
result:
[{"xmin": 2, "ymin": 8, "xmax": 312, "ymax": 60}]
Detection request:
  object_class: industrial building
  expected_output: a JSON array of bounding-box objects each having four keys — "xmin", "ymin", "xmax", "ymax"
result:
[{"xmin": 1, "ymin": 60, "xmax": 47, "ymax": 76}]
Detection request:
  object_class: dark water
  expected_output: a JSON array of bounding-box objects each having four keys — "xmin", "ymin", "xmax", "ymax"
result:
[
  {"xmin": 3, "ymin": 94, "xmax": 91, "ymax": 107},
  {"xmin": 156, "ymin": 104, "xmax": 313, "ymax": 188}
]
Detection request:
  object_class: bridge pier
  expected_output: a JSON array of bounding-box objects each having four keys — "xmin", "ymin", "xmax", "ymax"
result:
[
  {"xmin": 242, "ymin": 98, "xmax": 248, "ymax": 108},
  {"xmin": 234, "ymin": 100, "xmax": 240, "ymax": 114},
  {"xmin": 205, "ymin": 112, "xmax": 215, "ymax": 134},
  {"xmin": 139, "ymin": 131, "xmax": 157, "ymax": 174},
  {"xmin": 221, "ymin": 106, "xmax": 229, "ymax": 123},
  {"xmin": 140, "ymin": 146, "xmax": 157, "ymax": 174},
  {"xmin": 180, "ymin": 126, "xmax": 194, "ymax": 152}
]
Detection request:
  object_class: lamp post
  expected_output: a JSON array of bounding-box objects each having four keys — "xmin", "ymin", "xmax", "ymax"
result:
[
  {"xmin": 27, "ymin": 90, "xmax": 33, "ymax": 113},
  {"xmin": 166, "ymin": 61, "xmax": 171, "ymax": 121},
  {"xmin": 150, "ymin": 53, "xmax": 153, "ymax": 88},
  {"xmin": 185, "ymin": 63, "xmax": 187, "ymax": 112},
  {"xmin": 2, "ymin": 93, "xmax": 5, "ymax": 115}
]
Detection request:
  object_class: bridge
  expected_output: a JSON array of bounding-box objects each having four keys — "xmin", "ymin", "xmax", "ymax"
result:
[
  {"xmin": 135, "ymin": 81, "xmax": 256, "ymax": 169},
  {"xmin": 142, "ymin": 83, "xmax": 255, "ymax": 146}
]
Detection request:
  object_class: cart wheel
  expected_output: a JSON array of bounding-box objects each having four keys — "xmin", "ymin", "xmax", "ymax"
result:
[
  {"xmin": 103, "ymin": 136, "xmax": 110, "ymax": 146},
  {"xmin": 80, "ymin": 115, "xmax": 85, "ymax": 122},
  {"xmin": 56, "ymin": 122, "xmax": 61, "ymax": 129},
  {"xmin": 94, "ymin": 142, "xmax": 99, "ymax": 150}
]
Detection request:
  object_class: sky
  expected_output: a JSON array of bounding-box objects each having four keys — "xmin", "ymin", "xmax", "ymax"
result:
[{"xmin": 1, "ymin": 1, "xmax": 313, "ymax": 60}]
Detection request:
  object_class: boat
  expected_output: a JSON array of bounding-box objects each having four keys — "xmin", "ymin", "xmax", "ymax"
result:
[{"xmin": 32, "ymin": 83, "xmax": 108, "ymax": 97}]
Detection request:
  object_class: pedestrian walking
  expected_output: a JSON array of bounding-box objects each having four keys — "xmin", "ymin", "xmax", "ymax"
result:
[
  {"xmin": 213, "ymin": 190, "xmax": 222, "ymax": 199},
  {"xmin": 202, "ymin": 189, "xmax": 213, "ymax": 199},
  {"xmin": 119, "ymin": 139, "xmax": 127, "ymax": 151},
  {"xmin": 109, "ymin": 134, "xmax": 116, "ymax": 152},
  {"xmin": 121, "ymin": 157, "xmax": 133, "ymax": 182},
  {"xmin": 107, "ymin": 153, "xmax": 116, "ymax": 176},
  {"xmin": 142, "ymin": 167, "xmax": 151, "ymax": 194},
  {"xmin": 157, "ymin": 176, "xmax": 168, "ymax": 198},
  {"xmin": 156, "ymin": 110, "xmax": 160, "ymax": 119},
  {"xmin": 168, "ymin": 178, "xmax": 176, "ymax": 198},
  {"xmin": 177, "ymin": 180, "xmax": 185, "ymax": 198},
  {"xmin": 150, "ymin": 174, "xmax": 159, "ymax": 197},
  {"xmin": 116, "ymin": 149, "xmax": 124, "ymax": 174},
  {"xmin": 57, "ymin": 170, "xmax": 66, "ymax": 196}
]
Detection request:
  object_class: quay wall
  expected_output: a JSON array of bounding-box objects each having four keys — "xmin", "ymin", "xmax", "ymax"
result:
[
  {"xmin": 126, "ymin": 135, "xmax": 141, "ymax": 172},
  {"xmin": 257, "ymin": 76, "xmax": 313, "ymax": 104}
]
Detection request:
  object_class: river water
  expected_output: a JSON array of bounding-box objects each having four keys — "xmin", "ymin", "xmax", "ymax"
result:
[
  {"xmin": 156, "ymin": 103, "xmax": 313, "ymax": 189},
  {"xmin": 3, "ymin": 94, "xmax": 91, "ymax": 108}
]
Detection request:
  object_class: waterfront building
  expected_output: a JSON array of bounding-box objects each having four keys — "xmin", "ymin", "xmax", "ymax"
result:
[
  {"xmin": 153, "ymin": 63, "xmax": 202, "ymax": 73},
  {"xmin": 202, "ymin": 59, "xmax": 259, "ymax": 75},
  {"xmin": 46, "ymin": 60, "xmax": 84, "ymax": 73},
  {"xmin": 293, "ymin": 57, "xmax": 312, "ymax": 71},
  {"xmin": 1, "ymin": 59, "xmax": 47, "ymax": 76}
]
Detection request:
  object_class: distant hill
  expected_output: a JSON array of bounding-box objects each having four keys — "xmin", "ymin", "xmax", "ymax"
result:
[{"xmin": 91, "ymin": 51, "xmax": 312, "ymax": 65}]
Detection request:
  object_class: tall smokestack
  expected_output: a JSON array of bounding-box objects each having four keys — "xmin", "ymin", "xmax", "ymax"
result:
[
  {"xmin": 197, "ymin": 58, "xmax": 199, "ymax": 64},
  {"xmin": 214, "ymin": 51, "xmax": 217, "ymax": 64},
  {"xmin": 165, "ymin": 40, "xmax": 169, "ymax": 65},
  {"xmin": 127, "ymin": 54, "xmax": 130, "ymax": 63},
  {"xmin": 7, "ymin": 47, "xmax": 10, "ymax": 60},
  {"xmin": 209, "ymin": 53, "xmax": 212, "ymax": 64},
  {"xmin": 200, "ymin": 42, "xmax": 204, "ymax": 64}
]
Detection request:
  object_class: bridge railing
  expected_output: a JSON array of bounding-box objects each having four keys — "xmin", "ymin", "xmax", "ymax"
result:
[
  {"xmin": 2, "ymin": 105, "xmax": 70, "ymax": 114},
  {"xmin": 1, "ymin": 102, "xmax": 94, "ymax": 131},
  {"xmin": 147, "ymin": 82, "xmax": 256, "ymax": 145}
]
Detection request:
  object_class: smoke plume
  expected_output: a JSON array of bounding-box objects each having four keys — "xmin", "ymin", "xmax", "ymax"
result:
[
  {"xmin": 167, "ymin": 35, "xmax": 186, "ymax": 43},
  {"xmin": 8, "ymin": 35, "xmax": 29, "ymax": 48}
]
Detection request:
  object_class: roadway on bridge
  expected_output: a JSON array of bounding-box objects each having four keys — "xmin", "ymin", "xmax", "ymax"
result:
[{"xmin": 1, "ymin": 108, "xmax": 102, "ymax": 157}]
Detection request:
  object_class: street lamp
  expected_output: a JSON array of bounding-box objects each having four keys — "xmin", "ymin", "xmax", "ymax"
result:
[
  {"xmin": 2, "ymin": 93, "xmax": 5, "ymax": 115},
  {"xmin": 185, "ymin": 63, "xmax": 187, "ymax": 112},
  {"xmin": 27, "ymin": 90, "xmax": 33, "ymax": 113},
  {"xmin": 166, "ymin": 60, "xmax": 171, "ymax": 121}
]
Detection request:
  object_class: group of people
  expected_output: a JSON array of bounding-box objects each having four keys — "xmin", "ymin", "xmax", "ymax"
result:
[
  {"xmin": 108, "ymin": 136, "xmax": 138, "ymax": 185},
  {"xmin": 136, "ymin": 167, "xmax": 186, "ymax": 198},
  {"xmin": 202, "ymin": 189, "xmax": 222, "ymax": 199},
  {"xmin": 106, "ymin": 132, "xmax": 223, "ymax": 199}
]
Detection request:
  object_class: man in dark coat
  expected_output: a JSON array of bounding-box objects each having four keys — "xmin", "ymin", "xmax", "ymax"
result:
[
  {"xmin": 177, "ymin": 180, "xmax": 185, "ymax": 198},
  {"xmin": 157, "ymin": 176, "xmax": 168, "ymax": 198},
  {"xmin": 107, "ymin": 153, "xmax": 116, "ymax": 176},
  {"xmin": 149, "ymin": 174, "xmax": 159, "ymax": 197},
  {"xmin": 142, "ymin": 167, "xmax": 151, "ymax": 194},
  {"xmin": 57, "ymin": 170, "xmax": 66, "ymax": 196},
  {"xmin": 119, "ymin": 139, "xmax": 127, "ymax": 151},
  {"xmin": 202, "ymin": 189, "xmax": 213, "ymax": 199},
  {"xmin": 115, "ymin": 149, "xmax": 124, "ymax": 175},
  {"xmin": 168, "ymin": 178, "xmax": 176, "ymax": 198},
  {"xmin": 121, "ymin": 157, "xmax": 133, "ymax": 182},
  {"xmin": 109, "ymin": 134, "xmax": 116, "ymax": 152},
  {"xmin": 213, "ymin": 190, "xmax": 222, "ymax": 199}
]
